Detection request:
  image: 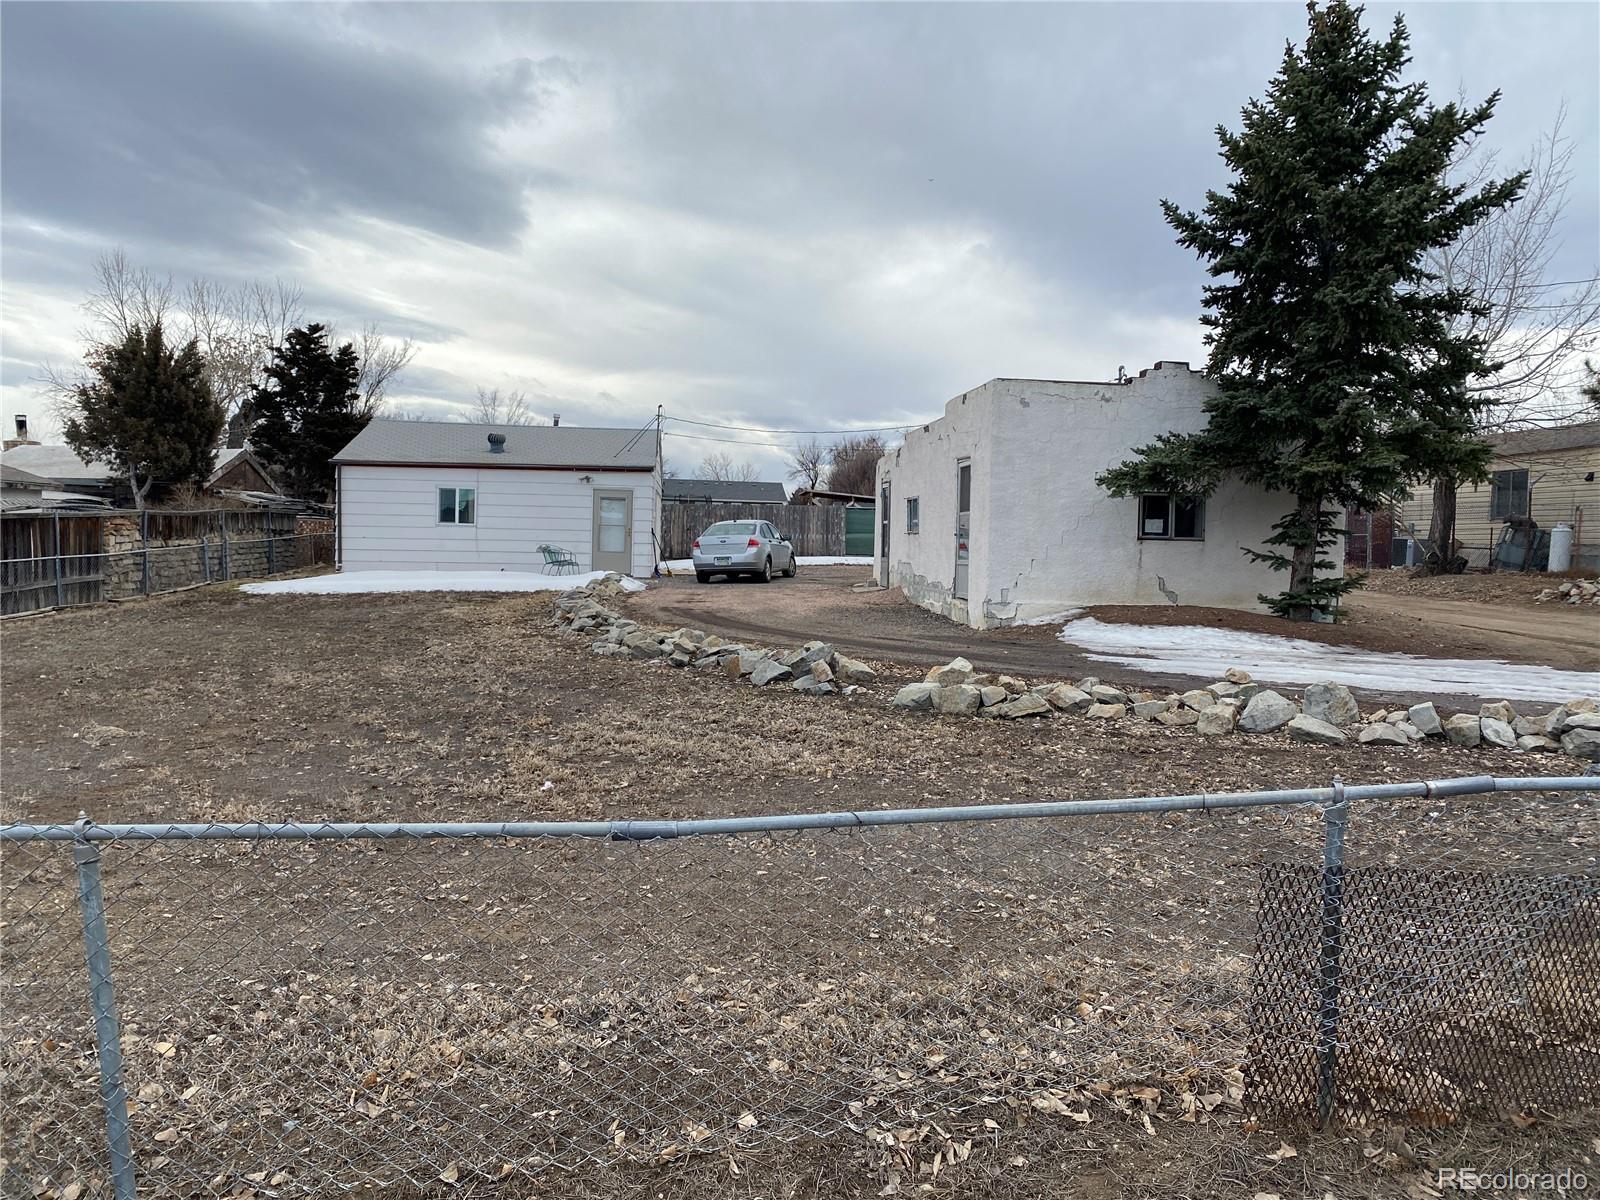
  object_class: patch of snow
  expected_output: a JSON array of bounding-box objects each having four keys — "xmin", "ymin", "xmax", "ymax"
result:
[
  {"xmin": 658, "ymin": 556, "xmax": 873, "ymax": 572},
  {"xmin": 243, "ymin": 571, "xmax": 645, "ymax": 597},
  {"xmin": 1054, "ymin": 616, "xmax": 1600, "ymax": 703}
]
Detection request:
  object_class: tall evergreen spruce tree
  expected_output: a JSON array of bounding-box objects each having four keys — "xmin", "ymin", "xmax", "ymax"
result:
[
  {"xmin": 1097, "ymin": 0, "xmax": 1523, "ymax": 619},
  {"xmin": 250, "ymin": 323, "xmax": 365, "ymax": 500},
  {"xmin": 62, "ymin": 323, "xmax": 222, "ymax": 508}
]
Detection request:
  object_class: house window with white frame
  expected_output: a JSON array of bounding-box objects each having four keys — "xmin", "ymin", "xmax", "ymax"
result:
[
  {"xmin": 1138, "ymin": 494, "xmax": 1204, "ymax": 540},
  {"xmin": 438, "ymin": 486, "xmax": 476, "ymax": 525},
  {"xmin": 906, "ymin": 496, "xmax": 920, "ymax": 533}
]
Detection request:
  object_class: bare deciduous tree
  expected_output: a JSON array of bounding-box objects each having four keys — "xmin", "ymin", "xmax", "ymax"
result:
[
  {"xmin": 345, "ymin": 323, "xmax": 418, "ymax": 419},
  {"xmin": 1421, "ymin": 107, "xmax": 1600, "ymax": 569},
  {"xmin": 788, "ymin": 437, "xmax": 826, "ymax": 489},
  {"xmin": 823, "ymin": 434, "xmax": 885, "ymax": 496},
  {"xmin": 697, "ymin": 450, "xmax": 760, "ymax": 481},
  {"xmin": 471, "ymin": 386, "xmax": 541, "ymax": 425}
]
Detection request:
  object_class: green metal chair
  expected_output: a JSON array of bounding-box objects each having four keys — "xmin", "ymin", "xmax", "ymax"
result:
[{"xmin": 537, "ymin": 544, "xmax": 581, "ymax": 575}]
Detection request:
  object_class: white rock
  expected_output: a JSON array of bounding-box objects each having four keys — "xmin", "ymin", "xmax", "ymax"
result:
[
  {"xmin": 1287, "ymin": 714, "xmax": 1347, "ymax": 745},
  {"xmin": 1132, "ymin": 699, "xmax": 1173, "ymax": 718},
  {"xmin": 1443, "ymin": 714, "xmax": 1482, "ymax": 748},
  {"xmin": 932, "ymin": 685, "xmax": 983, "ymax": 716},
  {"xmin": 1479, "ymin": 700, "xmax": 1516, "ymax": 725},
  {"xmin": 925, "ymin": 658, "xmax": 976, "ymax": 687},
  {"xmin": 1181, "ymin": 689, "xmax": 1215, "ymax": 712},
  {"xmin": 1043, "ymin": 684, "xmax": 1093, "ymax": 714},
  {"xmin": 1238, "ymin": 690, "xmax": 1298, "ymax": 733},
  {"xmin": 1480, "ymin": 717, "xmax": 1517, "ymax": 749},
  {"xmin": 1407, "ymin": 702, "xmax": 1443, "ymax": 737},
  {"xmin": 1090, "ymin": 684, "xmax": 1129, "ymax": 705},
  {"xmin": 1561, "ymin": 728, "xmax": 1600, "ymax": 761},
  {"xmin": 1303, "ymin": 682, "xmax": 1360, "ymax": 727},
  {"xmin": 1357, "ymin": 723, "xmax": 1409, "ymax": 747},
  {"xmin": 979, "ymin": 685, "xmax": 1009, "ymax": 707},
  {"xmin": 892, "ymin": 682, "xmax": 940, "ymax": 711},
  {"xmin": 1516, "ymin": 734, "xmax": 1560, "ymax": 753},
  {"xmin": 1085, "ymin": 702, "xmax": 1126, "ymax": 720},
  {"xmin": 1154, "ymin": 708, "xmax": 1199, "ymax": 728},
  {"xmin": 1223, "ymin": 667, "xmax": 1253, "ymax": 684},
  {"xmin": 1196, "ymin": 704, "xmax": 1237, "ymax": 736}
]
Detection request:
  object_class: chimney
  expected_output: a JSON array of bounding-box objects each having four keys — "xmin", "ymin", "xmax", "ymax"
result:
[
  {"xmin": 3, "ymin": 413, "xmax": 38, "ymax": 451},
  {"xmin": 552, "ymin": 413, "xmax": 560, "ymax": 427},
  {"xmin": 487, "ymin": 432, "xmax": 506, "ymax": 454}
]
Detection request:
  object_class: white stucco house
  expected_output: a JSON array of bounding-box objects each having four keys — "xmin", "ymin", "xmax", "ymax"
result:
[
  {"xmin": 874, "ymin": 361, "xmax": 1303, "ymax": 628},
  {"xmin": 333, "ymin": 421, "xmax": 661, "ymax": 577}
]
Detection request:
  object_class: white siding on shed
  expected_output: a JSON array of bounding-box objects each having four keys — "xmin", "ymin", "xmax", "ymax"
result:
[{"xmin": 339, "ymin": 464, "xmax": 658, "ymax": 577}]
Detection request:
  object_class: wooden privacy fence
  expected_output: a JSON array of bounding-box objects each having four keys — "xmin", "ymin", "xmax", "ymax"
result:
[
  {"xmin": 1, "ymin": 510, "xmax": 333, "ymax": 616},
  {"xmin": 1, "ymin": 513, "xmax": 106, "ymax": 614},
  {"xmin": 661, "ymin": 502, "xmax": 853, "ymax": 559}
]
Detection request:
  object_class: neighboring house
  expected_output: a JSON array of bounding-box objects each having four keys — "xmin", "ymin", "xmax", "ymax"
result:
[
  {"xmin": 0, "ymin": 444, "xmax": 122, "ymax": 502},
  {"xmin": 662, "ymin": 478, "xmax": 788, "ymax": 505},
  {"xmin": 1393, "ymin": 420, "xmax": 1600, "ymax": 571},
  {"xmin": 332, "ymin": 420, "xmax": 661, "ymax": 576},
  {"xmin": 874, "ymin": 361, "xmax": 1299, "ymax": 628},
  {"xmin": 0, "ymin": 462, "xmax": 57, "ymax": 509},
  {"xmin": 208, "ymin": 446, "xmax": 279, "ymax": 495}
]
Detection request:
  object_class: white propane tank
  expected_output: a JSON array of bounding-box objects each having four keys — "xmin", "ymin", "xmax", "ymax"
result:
[{"xmin": 1548, "ymin": 522, "xmax": 1574, "ymax": 573}]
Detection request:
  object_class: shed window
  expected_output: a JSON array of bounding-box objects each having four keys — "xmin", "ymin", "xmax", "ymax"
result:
[
  {"xmin": 438, "ymin": 486, "xmax": 476, "ymax": 525},
  {"xmin": 1489, "ymin": 469, "xmax": 1528, "ymax": 520},
  {"xmin": 1139, "ymin": 494, "xmax": 1204, "ymax": 540},
  {"xmin": 906, "ymin": 497, "xmax": 920, "ymax": 533}
]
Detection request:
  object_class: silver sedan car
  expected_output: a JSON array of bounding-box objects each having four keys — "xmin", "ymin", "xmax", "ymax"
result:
[{"xmin": 691, "ymin": 520, "xmax": 797, "ymax": 583}]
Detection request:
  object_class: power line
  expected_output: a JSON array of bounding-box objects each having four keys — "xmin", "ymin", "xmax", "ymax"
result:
[{"xmin": 663, "ymin": 415, "xmax": 922, "ymax": 435}]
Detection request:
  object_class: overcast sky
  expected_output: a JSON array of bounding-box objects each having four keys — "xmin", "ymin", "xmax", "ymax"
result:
[{"xmin": 3, "ymin": 1, "xmax": 1596, "ymax": 479}]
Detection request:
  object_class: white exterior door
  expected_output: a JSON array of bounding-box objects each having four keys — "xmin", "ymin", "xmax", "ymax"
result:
[{"xmin": 592, "ymin": 490, "xmax": 634, "ymax": 574}]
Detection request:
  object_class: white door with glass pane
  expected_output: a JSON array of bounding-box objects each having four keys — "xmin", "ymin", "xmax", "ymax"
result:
[{"xmin": 591, "ymin": 490, "xmax": 634, "ymax": 574}]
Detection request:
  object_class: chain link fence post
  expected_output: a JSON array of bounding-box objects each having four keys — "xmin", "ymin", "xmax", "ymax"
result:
[
  {"xmin": 1315, "ymin": 777, "xmax": 1350, "ymax": 1127},
  {"xmin": 72, "ymin": 817, "xmax": 137, "ymax": 1200}
]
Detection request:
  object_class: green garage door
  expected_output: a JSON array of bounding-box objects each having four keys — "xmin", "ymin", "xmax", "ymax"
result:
[{"xmin": 844, "ymin": 505, "xmax": 875, "ymax": 556}]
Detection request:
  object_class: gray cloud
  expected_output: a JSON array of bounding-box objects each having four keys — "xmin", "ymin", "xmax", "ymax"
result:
[{"xmin": 3, "ymin": 1, "xmax": 1595, "ymax": 477}]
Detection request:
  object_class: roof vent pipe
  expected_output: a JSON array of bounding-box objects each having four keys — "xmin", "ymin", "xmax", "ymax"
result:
[
  {"xmin": 14, "ymin": 415, "xmax": 27, "ymax": 439},
  {"xmin": 487, "ymin": 432, "xmax": 507, "ymax": 453},
  {"xmin": 552, "ymin": 413, "xmax": 560, "ymax": 427}
]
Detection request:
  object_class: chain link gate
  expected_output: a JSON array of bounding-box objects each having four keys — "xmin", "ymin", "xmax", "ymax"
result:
[{"xmin": 2, "ymin": 776, "xmax": 1596, "ymax": 1197}]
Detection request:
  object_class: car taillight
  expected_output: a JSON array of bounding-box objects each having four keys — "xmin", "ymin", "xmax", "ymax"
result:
[
  {"xmin": 691, "ymin": 539, "xmax": 700, "ymax": 549},
  {"xmin": 747, "ymin": 538, "xmax": 760, "ymax": 547}
]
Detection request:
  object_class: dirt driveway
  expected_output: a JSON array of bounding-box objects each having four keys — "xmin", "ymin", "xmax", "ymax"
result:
[
  {"xmin": 628, "ymin": 567, "xmax": 1595, "ymax": 707},
  {"xmin": 1346, "ymin": 589, "xmax": 1597, "ymax": 668}
]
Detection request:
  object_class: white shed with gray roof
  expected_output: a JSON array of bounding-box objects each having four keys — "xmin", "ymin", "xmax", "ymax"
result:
[{"xmin": 331, "ymin": 420, "xmax": 661, "ymax": 577}]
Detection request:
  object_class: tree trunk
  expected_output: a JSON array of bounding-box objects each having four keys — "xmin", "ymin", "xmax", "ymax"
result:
[
  {"xmin": 1285, "ymin": 493, "xmax": 1322, "ymax": 622},
  {"xmin": 130, "ymin": 466, "xmax": 151, "ymax": 511},
  {"xmin": 1422, "ymin": 476, "xmax": 1457, "ymax": 574}
]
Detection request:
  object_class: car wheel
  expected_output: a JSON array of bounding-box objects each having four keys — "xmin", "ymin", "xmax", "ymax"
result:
[
  {"xmin": 759, "ymin": 557, "xmax": 772, "ymax": 583},
  {"xmin": 696, "ymin": 571, "xmax": 711, "ymax": 584},
  {"xmin": 782, "ymin": 554, "xmax": 797, "ymax": 578}
]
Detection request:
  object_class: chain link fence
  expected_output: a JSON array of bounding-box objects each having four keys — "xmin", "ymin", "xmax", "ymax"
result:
[{"xmin": 2, "ymin": 776, "xmax": 1596, "ymax": 1198}]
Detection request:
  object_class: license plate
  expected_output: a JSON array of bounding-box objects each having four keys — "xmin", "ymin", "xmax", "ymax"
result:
[{"xmin": 714, "ymin": 556, "xmax": 731, "ymax": 565}]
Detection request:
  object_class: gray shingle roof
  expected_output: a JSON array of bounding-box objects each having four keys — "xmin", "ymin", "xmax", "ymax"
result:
[
  {"xmin": 0, "ymin": 462, "xmax": 59, "ymax": 489},
  {"xmin": 662, "ymin": 478, "xmax": 788, "ymax": 504},
  {"xmin": 0, "ymin": 444, "xmax": 116, "ymax": 483},
  {"xmin": 1485, "ymin": 420, "xmax": 1600, "ymax": 456},
  {"xmin": 332, "ymin": 420, "xmax": 658, "ymax": 470}
]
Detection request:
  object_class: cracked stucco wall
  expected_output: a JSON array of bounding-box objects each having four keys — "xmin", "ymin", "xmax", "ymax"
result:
[{"xmin": 877, "ymin": 362, "xmax": 1320, "ymax": 628}]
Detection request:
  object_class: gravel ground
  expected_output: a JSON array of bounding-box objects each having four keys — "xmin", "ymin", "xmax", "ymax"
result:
[{"xmin": 1, "ymin": 583, "xmax": 1596, "ymax": 1200}]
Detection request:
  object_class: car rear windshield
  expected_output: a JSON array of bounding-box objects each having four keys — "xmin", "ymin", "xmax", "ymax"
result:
[{"xmin": 703, "ymin": 522, "xmax": 759, "ymax": 536}]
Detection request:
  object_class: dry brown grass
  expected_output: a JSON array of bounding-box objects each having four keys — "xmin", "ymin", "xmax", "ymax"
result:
[{"xmin": 1, "ymin": 586, "xmax": 1596, "ymax": 1199}]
